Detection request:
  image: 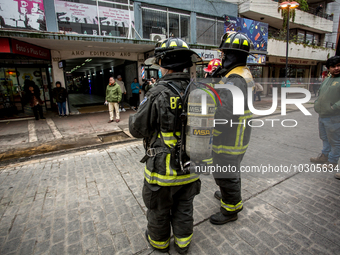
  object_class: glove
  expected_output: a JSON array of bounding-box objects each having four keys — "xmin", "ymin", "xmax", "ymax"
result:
[{"xmin": 104, "ymin": 101, "xmax": 108, "ymax": 105}]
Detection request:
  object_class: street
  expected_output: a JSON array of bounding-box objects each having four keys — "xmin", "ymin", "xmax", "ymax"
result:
[{"xmin": 0, "ymin": 110, "xmax": 339, "ymax": 255}]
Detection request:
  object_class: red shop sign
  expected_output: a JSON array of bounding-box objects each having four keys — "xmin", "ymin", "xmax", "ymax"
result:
[
  {"xmin": 0, "ymin": 38, "xmax": 11, "ymax": 53},
  {"xmin": 11, "ymin": 39, "xmax": 51, "ymax": 60}
]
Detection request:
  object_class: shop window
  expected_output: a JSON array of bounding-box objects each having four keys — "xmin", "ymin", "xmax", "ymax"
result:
[
  {"xmin": 142, "ymin": 8, "xmax": 167, "ymax": 40},
  {"xmin": 180, "ymin": 16, "xmax": 190, "ymax": 42},
  {"xmin": 169, "ymin": 13, "xmax": 179, "ymax": 37},
  {"xmin": 197, "ymin": 17, "xmax": 216, "ymax": 45},
  {"xmin": 306, "ymin": 32, "xmax": 314, "ymax": 45},
  {"xmin": 297, "ymin": 30, "xmax": 305, "ymax": 43},
  {"xmin": 249, "ymin": 66, "xmax": 263, "ymax": 78},
  {"xmin": 313, "ymin": 34, "xmax": 319, "ymax": 45}
]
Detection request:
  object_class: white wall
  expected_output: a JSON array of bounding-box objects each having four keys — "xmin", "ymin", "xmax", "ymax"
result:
[{"xmin": 268, "ymin": 39, "xmax": 335, "ymax": 60}]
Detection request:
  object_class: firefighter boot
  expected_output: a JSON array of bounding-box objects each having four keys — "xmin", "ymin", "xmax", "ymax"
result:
[
  {"xmin": 174, "ymin": 242, "xmax": 190, "ymax": 254},
  {"xmin": 145, "ymin": 230, "xmax": 169, "ymax": 253},
  {"xmin": 310, "ymin": 153, "xmax": 328, "ymax": 163},
  {"xmin": 214, "ymin": 191, "xmax": 222, "ymax": 200},
  {"xmin": 209, "ymin": 212, "xmax": 238, "ymax": 225}
]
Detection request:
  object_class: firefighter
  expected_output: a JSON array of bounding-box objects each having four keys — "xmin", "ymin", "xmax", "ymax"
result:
[
  {"xmin": 204, "ymin": 58, "xmax": 222, "ymax": 78},
  {"xmin": 209, "ymin": 32, "xmax": 254, "ymax": 225},
  {"xmin": 129, "ymin": 37, "xmax": 202, "ymax": 254}
]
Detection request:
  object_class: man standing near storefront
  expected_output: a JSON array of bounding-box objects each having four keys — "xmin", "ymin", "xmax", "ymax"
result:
[
  {"xmin": 53, "ymin": 81, "xmax": 68, "ymax": 117},
  {"xmin": 105, "ymin": 77, "xmax": 122, "ymax": 123},
  {"xmin": 116, "ymin": 75, "xmax": 126, "ymax": 112},
  {"xmin": 311, "ymin": 55, "xmax": 340, "ymax": 179}
]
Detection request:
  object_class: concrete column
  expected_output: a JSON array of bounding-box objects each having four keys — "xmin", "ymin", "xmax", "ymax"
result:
[
  {"xmin": 190, "ymin": 12, "xmax": 196, "ymax": 44},
  {"xmin": 43, "ymin": 0, "xmax": 58, "ymax": 32},
  {"xmin": 133, "ymin": 2, "xmax": 143, "ymax": 39}
]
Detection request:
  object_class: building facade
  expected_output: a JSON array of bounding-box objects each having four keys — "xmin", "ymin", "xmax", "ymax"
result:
[{"xmin": 0, "ymin": 0, "xmax": 336, "ymax": 119}]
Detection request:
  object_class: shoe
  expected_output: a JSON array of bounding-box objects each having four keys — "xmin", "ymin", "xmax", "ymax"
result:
[
  {"xmin": 132, "ymin": 108, "xmax": 137, "ymax": 112},
  {"xmin": 145, "ymin": 230, "xmax": 169, "ymax": 253},
  {"xmin": 214, "ymin": 191, "xmax": 222, "ymax": 200},
  {"xmin": 209, "ymin": 212, "xmax": 238, "ymax": 225},
  {"xmin": 116, "ymin": 119, "xmax": 120, "ymax": 123},
  {"xmin": 322, "ymin": 161, "xmax": 338, "ymax": 170},
  {"xmin": 122, "ymin": 108, "xmax": 126, "ymax": 112},
  {"xmin": 119, "ymin": 109, "xmax": 122, "ymax": 112},
  {"xmin": 335, "ymin": 173, "xmax": 340, "ymax": 179},
  {"xmin": 108, "ymin": 120, "xmax": 114, "ymax": 123},
  {"xmin": 310, "ymin": 153, "xmax": 328, "ymax": 164},
  {"xmin": 40, "ymin": 117, "xmax": 46, "ymax": 119},
  {"xmin": 174, "ymin": 241, "xmax": 189, "ymax": 254}
]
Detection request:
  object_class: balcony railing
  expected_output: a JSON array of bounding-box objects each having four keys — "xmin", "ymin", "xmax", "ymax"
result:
[
  {"xmin": 268, "ymin": 32, "xmax": 336, "ymax": 49},
  {"xmin": 272, "ymin": 0, "xmax": 333, "ymax": 21}
]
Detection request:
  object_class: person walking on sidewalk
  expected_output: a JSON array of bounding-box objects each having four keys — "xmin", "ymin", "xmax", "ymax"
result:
[
  {"xmin": 254, "ymin": 82, "xmax": 263, "ymax": 101},
  {"xmin": 53, "ymin": 81, "xmax": 68, "ymax": 117},
  {"xmin": 311, "ymin": 56, "xmax": 340, "ymax": 179},
  {"xmin": 105, "ymin": 77, "xmax": 122, "ymax": 123},
  {"xmin": 130, "ymin": 78, "xmax": 141, "ymax": 111},
  {"xmin": 116, "ymin": 75, "xmax": 126, "ymax": 112},
  {"xmin": 26, "ymin": 81, "xmax": 45, "ymax": 120},
  {"xmin": 129, "ymin": 37, "xmax": 202, "ymax": 254},
  {"xmin": 210, "ymin": 32, "xmax": 254, "ymax": 225}
]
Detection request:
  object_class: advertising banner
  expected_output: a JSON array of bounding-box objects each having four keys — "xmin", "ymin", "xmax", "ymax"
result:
[
  {"xmin": 55, "ymin": 0, "xmax": 134, "ymax": 37},
  {"xmin": 224, "ymin": 16, "xmax": 268, "ymax": 53},
  {"xmin": 0, "ymin": 0, "xmax": 46, "ymax": 31}
]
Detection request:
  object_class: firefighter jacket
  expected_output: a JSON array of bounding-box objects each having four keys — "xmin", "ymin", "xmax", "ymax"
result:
[
  {"xmin": 213, "ymin": 66, "xmax": 254, "ymax": 167},
  {"xmin": 129, "ymin": 72, "xmax": 199, "ymax": 186}
]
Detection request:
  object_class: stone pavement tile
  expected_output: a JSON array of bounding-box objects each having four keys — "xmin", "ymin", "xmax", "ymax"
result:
[
  {"xmin": 0, "ymin": 238, "xmax": 21, "ymax": 254},
  {"xmin": 50, "ymin": 242, "xmax": 65, "ymax": 255},
  {"xmin": 274, "ymin": 245, "xmax": 295, "ymax": 255}
]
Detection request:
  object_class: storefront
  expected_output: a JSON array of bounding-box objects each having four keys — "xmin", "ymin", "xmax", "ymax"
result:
[{"xmin": 0, "ymin": 38, "xmax": 52, "ymax": 120}]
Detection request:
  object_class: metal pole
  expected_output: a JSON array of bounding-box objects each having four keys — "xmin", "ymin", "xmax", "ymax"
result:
[{"xmin": 285, "ymin": 7, "xmax": 290, "ymax": 86}]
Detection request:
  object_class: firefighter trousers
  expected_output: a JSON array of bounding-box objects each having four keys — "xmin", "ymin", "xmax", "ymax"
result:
[
  {"xmin": 142, "ymin": 179, "xmax": 201, "ymax": 251},
  {"xmin": 213, "ymin": 155, "xmax": 243, "ymax": 215}
]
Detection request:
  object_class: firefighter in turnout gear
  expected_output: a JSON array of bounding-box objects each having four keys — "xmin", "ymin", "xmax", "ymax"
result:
[
  {"xmin": 209, "ymin": 32, "xmax": 255, "ymax": 225},
  {"xmin": 129, "ymin": 38, "xmax": 202, "ymax": 254}
]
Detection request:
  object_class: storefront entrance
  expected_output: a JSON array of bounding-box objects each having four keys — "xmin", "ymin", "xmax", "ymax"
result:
[{"xmin": 61, "ymin": 57, "xmax": 138, "ymax": 114}]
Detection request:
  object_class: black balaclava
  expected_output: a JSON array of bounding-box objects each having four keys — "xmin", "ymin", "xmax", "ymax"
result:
[{"xmin": 222, "ymin": 50, "xmax": 248, "ymax": 73}]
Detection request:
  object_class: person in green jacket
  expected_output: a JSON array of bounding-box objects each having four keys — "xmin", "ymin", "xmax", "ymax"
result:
[
  {"xmin": 105, "ymin": 77, "xmax": 122, "ymax": 123},
  {"xmin": 311, "ymin": 56, "xmax": 340, "ymax": 179}
]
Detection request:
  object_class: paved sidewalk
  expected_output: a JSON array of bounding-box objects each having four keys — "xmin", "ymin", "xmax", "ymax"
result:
[
  {"xmin": 0, "ymin": 94, "xmax": 316, "ymax": 163},
  {"xmin": 0, "ymin": 111, "xmax": 339, "ymax": 254}
]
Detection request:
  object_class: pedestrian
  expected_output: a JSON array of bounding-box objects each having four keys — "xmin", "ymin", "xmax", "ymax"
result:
[
  {"xmin": 310, "ymin": 55, "xmax": 340, "ymax": 179},
  {"xmin": 254, "ymin": 82, "xmax": 263, "ymax": 101},
  {"xmin": 204, "ymin": 58, "xmax": 221, "ymax": 78},
  {"xmin": 210, "ymin": 32, "xmax": 254, "ymax": 225},
  {"xmin": 53, "ymin": 81, "xmax": 68, "ymax": 117},
  {"xmin": 130, "ymin": 78, "xmax": 141, "ymax": 111},
  {"xmin": 25, "ymin": 81, "xmax": 45, "ymax": 120},
  {"xmin": 129, "ymin": 37, "xmax": 202, "ymax": 254},
  {"xmin": 105, "ymin": 77, "xmax": 122, "ymax": 123},
  {"xmin": 116, "ymin": 75, "xmax": 126, "ymax": 112},
  {"xmin": 281, "ymin": 79, "xmax": 291, "ymax": 87},
  {"xmin": 315, "ymin": 4, "xmax": 322, "ymax": 16},
  {"xmin": 144, "ymin": 76, "xmax": 156, "ymax": 93}
]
